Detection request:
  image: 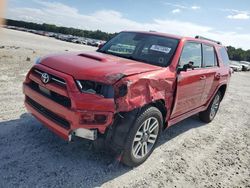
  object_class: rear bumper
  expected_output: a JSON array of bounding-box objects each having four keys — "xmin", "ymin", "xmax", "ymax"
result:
[{"xmin": 23, "ymin": 65, "xmax": 115, "ymax": 141}]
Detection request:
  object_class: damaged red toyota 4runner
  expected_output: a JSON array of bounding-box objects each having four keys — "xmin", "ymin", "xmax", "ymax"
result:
[{"xmin": 23, "ymin": 31, "xmax": 230, "ymax": 166}]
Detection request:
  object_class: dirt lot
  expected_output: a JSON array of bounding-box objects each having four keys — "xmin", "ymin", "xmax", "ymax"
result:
[{"xmin": 0, "ymin": 28, "xmax": 249, "ymax": 188}]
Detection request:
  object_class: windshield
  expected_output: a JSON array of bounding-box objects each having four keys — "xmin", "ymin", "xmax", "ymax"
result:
[{"xmin": 98, "ymin": 32, "xmax": 179, "ymax": 67}]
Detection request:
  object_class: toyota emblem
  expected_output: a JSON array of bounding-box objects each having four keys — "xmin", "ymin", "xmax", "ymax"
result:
[{"xmin": 41, "ymin": 73, "xmax": 51, "ymax": 84}]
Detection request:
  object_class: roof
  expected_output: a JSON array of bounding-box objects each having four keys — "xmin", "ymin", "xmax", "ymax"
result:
[
  {"xmin": 122, "ymin": 30, "xmax": 223, "ymax": 47},
  {"xmin": 121, "ymin": 30, "xmax": 183, "ymax": 40}
]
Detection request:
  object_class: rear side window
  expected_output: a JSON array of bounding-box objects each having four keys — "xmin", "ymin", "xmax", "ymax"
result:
[
  {"xmin": 219, "ymin": 47, "xmax": 230, "ymax": 65},
  {"xmin": 179, "ymin": 42, "xmax": 202, "ymax": 68},
  {"xmin": 203, "ymin": 44, "xmax": 217, "ymax": 67}
]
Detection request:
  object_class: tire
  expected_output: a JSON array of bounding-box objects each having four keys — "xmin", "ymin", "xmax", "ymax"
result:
[
  {"xmin": 199, "ymin": 91, "xmax": 221, "ymax": 123},
  {"xmin": 121, "ymin": 106, "xmax": 163, "ymax": 167}
]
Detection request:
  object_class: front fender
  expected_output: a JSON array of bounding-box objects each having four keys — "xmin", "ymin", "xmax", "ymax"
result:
[{"xmin": 114, "ymin": 69, "xmax": 176, "ymax": 113}]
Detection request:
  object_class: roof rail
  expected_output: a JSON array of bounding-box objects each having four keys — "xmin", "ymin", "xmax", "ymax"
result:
[{"xmin": 195, "ymin": 35, "xmax": 222, "ymax": 45}]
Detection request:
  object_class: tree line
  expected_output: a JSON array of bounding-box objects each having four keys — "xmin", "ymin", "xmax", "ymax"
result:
[
  {"xmin": 5, "ymin": 19, "xmax": 117, "ymax": 41},
  {"xmin": 227, "ymin": 46, "xmax": 250, "ymax": 62},
  {"xmin": 4, "ymin": 19, "xmax": 250, "ymax": 62}
]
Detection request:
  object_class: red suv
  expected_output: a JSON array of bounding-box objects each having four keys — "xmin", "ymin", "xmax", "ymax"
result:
[{"xmin": 23, "ymin": 31, "xmax": 230, "ymax": 166}]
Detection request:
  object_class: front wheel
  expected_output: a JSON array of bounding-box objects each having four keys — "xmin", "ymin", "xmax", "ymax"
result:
[
  {"xmin": 199, "ymin": 91, "xmax": 221, "ymax": 123},
  {"xmin": 121, "ymin": 106, "xmax": 163, "ymax": 167}
]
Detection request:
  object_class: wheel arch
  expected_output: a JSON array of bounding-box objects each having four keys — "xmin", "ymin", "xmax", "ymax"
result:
[
  {"xmin": 106, "ymin": 100, "xmax": 167, "ymax": 152},
  {"xmin": 218, "ymin": 84, "xmax": 227, "ymax": 101},
  {"xmin": 151, "ymin": 99, "xmax": 167, "ymax": 125}
]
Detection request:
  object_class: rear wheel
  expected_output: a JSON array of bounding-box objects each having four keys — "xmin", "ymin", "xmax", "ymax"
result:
[
  {"xmin": 121, "ymin": 106, "xmax": 163, "ymax": 167},
  {"xmin": 199, "ymin": 91, "xmax": 221, "ymax": 123}
]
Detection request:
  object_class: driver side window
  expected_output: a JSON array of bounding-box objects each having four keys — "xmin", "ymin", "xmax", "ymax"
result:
[{"xmin": 179, "ymin": 42, "xmax": 202, "ymax": 69}]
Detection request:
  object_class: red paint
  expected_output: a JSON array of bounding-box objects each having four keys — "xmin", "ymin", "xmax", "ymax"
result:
[
  {"xmin": 40, "ymin": 51, "xmax": 162, "ymax": 85},
  {"xmin": 23, "ymin": 31, "xmax": 230, "ymax": 140}
]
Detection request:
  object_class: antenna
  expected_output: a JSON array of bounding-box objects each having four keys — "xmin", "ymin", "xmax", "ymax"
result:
[{"xmin": 195, "ymin": 35, "xmax": 221, "ymax": 45}]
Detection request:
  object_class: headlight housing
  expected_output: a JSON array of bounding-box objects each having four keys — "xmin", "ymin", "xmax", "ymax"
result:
[
  {"xmin": 117, "ymin": 84, "xmax": 128, "ymax": 97},
  {"xmin": 76, "ymin": 80, "xmax": 114, "ymax": 98}
]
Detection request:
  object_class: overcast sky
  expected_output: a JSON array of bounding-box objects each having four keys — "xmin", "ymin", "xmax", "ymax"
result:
[{"xmin": 5, "ymin": 0, "xmax": 250, "ymax": 50}]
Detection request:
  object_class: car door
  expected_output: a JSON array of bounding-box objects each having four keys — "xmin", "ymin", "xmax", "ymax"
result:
[
  {"xmin": 171, "ymin": 42, "xmax": 207, "ymax": 118},
  {"xmin": 200, "ymin": 44, "xmax": 220, "ymax": 105}
]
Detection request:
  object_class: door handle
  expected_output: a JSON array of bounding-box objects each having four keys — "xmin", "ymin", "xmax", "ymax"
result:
[
  {"xmin": 200, "ymin": 75, "xmax": 206, "ymax": 80},
  {"xmin": 215, "ymin": 73, "xmax": 221, "ymax": 80}
]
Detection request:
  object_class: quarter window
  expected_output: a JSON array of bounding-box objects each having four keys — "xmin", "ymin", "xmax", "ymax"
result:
[
  {"xmin": 179, "ymin": 42, "xmax": 202, "ymax": 69},
  {"xmin": 219, "ymin": 47, "xmax": 230, "ymax": 65}
]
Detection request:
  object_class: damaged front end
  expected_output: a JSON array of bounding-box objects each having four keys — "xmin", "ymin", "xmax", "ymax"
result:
[
  {"xmin": 101, "ymin": 68, "xmax": 176, "ymax": 152},
  {"xmin": 23, "ymin": 49, "xmax": 176, "ymax": 143}
]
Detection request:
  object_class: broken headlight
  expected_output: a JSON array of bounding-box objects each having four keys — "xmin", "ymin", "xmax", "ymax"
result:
[
  {"xmin": 117, "ymin": 84, "xmax": 128, "ymax": 97},
  {"xmin": 76, "ymin": 80, "xmax": 114, "ymax": 98}
]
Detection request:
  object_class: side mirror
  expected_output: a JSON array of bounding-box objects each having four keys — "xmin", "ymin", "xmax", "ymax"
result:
[
  {"xmin": 177, "ymin": 66, "xmax": 187, "ymax": 74},
  {"xmin": 177, "ymin": 63, "xmax": 194, "ymax": 74}
]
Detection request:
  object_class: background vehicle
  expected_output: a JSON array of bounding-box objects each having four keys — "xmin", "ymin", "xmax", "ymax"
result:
[
  {"xmin": 23, "ymin": 31, "xmax": 230, "ymax": 167},
  {"xmin": 229, "ymin": 60, "xmax": 242, "ymax": 72},
  {"xmin": 240, "ymin": 61, "xmax": 250, "ymax": 65},
  {"xmin": 71, "ymin": 37, "xmax": 88, "ymax": 45},
  {"xmin": 239, "ymin": 61, "xmax": 250, "ymax": 71}
]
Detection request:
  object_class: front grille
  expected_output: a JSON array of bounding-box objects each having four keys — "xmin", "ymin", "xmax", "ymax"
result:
[
  {"xmin": 33, "ymin": 69, "xmax": 66, "ymax": 87},
  {"xmin": 26, "ymin": 96, "xmax": 70, "ymax": 130},
  {"xmin": 28, "ymin": 81, "xmax": 71, "ymax": 108}
]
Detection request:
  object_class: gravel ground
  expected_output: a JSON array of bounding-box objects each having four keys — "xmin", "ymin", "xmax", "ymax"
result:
[{"xmin": 0, "ymin": 28, "xmax": 249, "ymax": 188}]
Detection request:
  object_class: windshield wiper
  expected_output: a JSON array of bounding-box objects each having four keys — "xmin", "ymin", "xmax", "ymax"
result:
[
  {"xmin": 126, "ymin": 56, "xmax": 150, "ymax": 63},
  {"xmin": 98, "ymin": 51, "xmax": 149, "ymax": 64},
  {"xmin": 99, "ymin": 51, "xmax": 129, "ymax": 58},
  {"xmin": 99, "ymin": 50, "xmax": 121, "ymax": 57}
]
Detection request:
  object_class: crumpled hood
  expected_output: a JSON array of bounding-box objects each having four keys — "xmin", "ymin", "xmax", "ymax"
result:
[{"xmin": 40, "ymin": 51, "xmax": 162, "ymax": 84}]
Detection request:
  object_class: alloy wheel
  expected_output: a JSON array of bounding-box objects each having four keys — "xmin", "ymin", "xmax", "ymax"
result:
[
  {"xmin": 210, "ymin": 94, "xmax": 220, "ymax": 119},
  {"xmin": 131, "ymin": 117, "xmax": 159, "ymax": 159}
]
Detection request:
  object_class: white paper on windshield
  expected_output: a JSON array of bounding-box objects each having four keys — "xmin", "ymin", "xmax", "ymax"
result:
[{"xmin": 150, "ymin": 45, "xmax": 171, "ymax": 54}]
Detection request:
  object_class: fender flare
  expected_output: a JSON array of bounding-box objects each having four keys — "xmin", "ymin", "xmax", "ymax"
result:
[
  {"xmin": 105, "ymin": 108, "xmax": 140, "ymax": 152},
  {"xmin": 205, "ymin": 82, "xmax": 227, "ymax": 109}
]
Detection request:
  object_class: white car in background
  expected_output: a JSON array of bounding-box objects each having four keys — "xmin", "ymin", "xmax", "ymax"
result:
[
  {"xmin": 230, "ymin": 61, "xmax": 242, "ymax": 72},
  {"xmin": 239, "ymin": 61, "xmax": 250, "ymax": 71}
]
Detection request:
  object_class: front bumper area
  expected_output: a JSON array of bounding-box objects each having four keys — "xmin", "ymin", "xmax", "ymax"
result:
[
  {"xmin": 23, "ymin": 64, "xmax": 115, "ymax": 141},
  {"xmin": 24, "ymin": 85, "xmax": 112, "ymax": 141}
]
